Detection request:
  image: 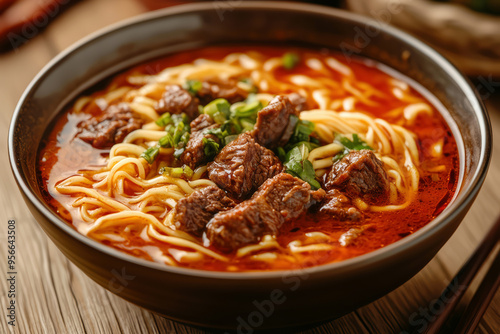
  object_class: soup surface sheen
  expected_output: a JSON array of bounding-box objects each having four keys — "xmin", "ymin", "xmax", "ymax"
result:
[{"xmin": 39, "ymin": 46, "xmax": 459, "ymax": 271}]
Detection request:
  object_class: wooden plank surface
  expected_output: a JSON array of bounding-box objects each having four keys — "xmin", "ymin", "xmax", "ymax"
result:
[{"xmin": 0, "ymin": 1, "xmax": 499, "ymax": 333}]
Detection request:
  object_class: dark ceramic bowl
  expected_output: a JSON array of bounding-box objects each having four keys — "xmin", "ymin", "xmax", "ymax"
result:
[{"xmin": 8, "ymin": 2, "xmax": 491, "ymax": 330}]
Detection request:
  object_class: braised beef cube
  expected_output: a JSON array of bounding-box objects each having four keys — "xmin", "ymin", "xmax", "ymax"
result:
[
  {"xmin": 251, "ymin": 95, "xmax": 300, "ymax": 148},
  {"xmin": 181, "ymin": 115, "xmax": 220, "ymax": 169},
  {"xmin": 325, "ymin": 150, "xmax": 389, "ymax": 203},
  {"xmin": 206, "ymin": 200, "xmax": 283, "ymax": 253},
  {"xmin": 319, "ymin": 189, "xmax": 362, "ymax": 221},
  {"xmin": 207, "ymin": 133, "xmax": 283, "ymax": 200},
  {"xmin": 189, "ymin": 113, "xmax": 214, "ymax": 132},
  {"xmin": 173, "ymin": 186, "xmax": 235, "ymax": 237},
  {"xmin": 206, "ymin": 173, "xmax": 314, "ymax": 252},
  {"xmin": 208, "ymin": 133, "xmax": 257, "ymax": 199},
  {"xmin": 77, "ymin": 103, "xmax": 144, "ymax": 149},
  {"xmin": 251, "ymin": 145, "xmax": 284, "ymax": 192},
  {"xmin": 287, "ymin": 92, "xmax": 308, "ymax": 112},
  {"xmin": 254, "ymin": 172, "xmax": 314, "ymax": 219},
  {"xmin": 155, "ymin": 85, "xmax": 200, "ymax": 120},
  {"xmin": 197, "ymin": 81, "xmax": 248, "ymax": 105}
]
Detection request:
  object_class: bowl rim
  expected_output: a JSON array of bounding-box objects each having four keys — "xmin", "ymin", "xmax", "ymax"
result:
[{"xmin": 8, "ymin": 1, "xmax": 492, "ymax": 280}]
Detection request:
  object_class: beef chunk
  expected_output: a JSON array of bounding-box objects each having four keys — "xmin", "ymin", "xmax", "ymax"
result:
[
  {"xmin": 251, "ymin": 95, "xmax": 300, "ymax": 148},
  {"xmin": 180, "ymin": 114, "xmax": 220, "ymax": 169},
  {"xmin": 173, "ymin": 186, "xmax": 235, "ymax": 237},
  {"xmin": 207, "ymin": 133, "xmax": 283, "ymax": 200},
  {"xmin": 197, "ymin": 81, "xmax": 248, "ymax": 105},
  {"xmin": 319, "ymin": 189, "xmax": 361, "ymax": 221},
  {"xmin": 253, "ymin": 173, "xmax": 315, "ymax": 220},
  {"xmin": 155, "ymin": 85, "xmax": 200, "ymax": 120},
  {"xmin": 77, "ymin": 103, "xmax": 144, "ymax": 149},
  {"xmin": 325, "ymin": 150, "xmax": 389, "ymax": 203},
  {"xmin": 206, "ymin": 173, "xmax": 316, "ymax": 252},
  {"xmin": 287, "ymin": 92, "xmax": 308, "ymax": 112},
  {"xmin": 206, "ymin": 200, "xmax": 282, "ymax": 253},
  {"xmin": 190, "ymin": 113, "xmax": 215, "ymax": 132}
]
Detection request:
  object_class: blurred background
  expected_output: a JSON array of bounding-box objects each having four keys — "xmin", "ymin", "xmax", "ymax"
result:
[{"xmin": 1, "ymin": 0, "xmax": 500, "ymax": 76}]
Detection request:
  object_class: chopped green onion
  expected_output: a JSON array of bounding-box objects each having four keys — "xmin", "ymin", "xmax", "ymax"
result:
[
  {"xmin": 183, "ymin": 165, "xmax": 194, "ymax": 179},
  {"xmin": 214, "ymin": 112, "xmax": 227, "ymax": 125},
  {"xmin": 171, "ymin": 113, "xmax": 190, "ymax": 126},
  {"xmin": 155, "ymin": 113, "xmax": 173, "ymax": 127},
  {"xmin": 204, "ymin": 127, "xmax": 229, "ymax": 142},
  {"xmin": 173, "ymin": 122, "xmax": 185, "ymax": 144},
  {"xmin": 231, "ymin": 100, "xmax": 263, "ymax": 118},
  {"xmin": 159, "ymin": 134, "xmax": 174, "ymax": 148},
  {"xmin": 224, "ymin": 119, "xmax": 242, "ymax": 134},
  {"xmin": 162, "ymin": 167, "xmax": 184, "ymax": 178},
  {"xmin": 204, "ymin": 98, "xmax": 231, "ymax": 124},
  {"xmin": 160, "ymin": 165, "xmax": 194, "ymax": 180},
  {"xmin": 245, "ymin": 93, "xmax": 258, "ymax": 104},
  {"xmin": 141, "ymin": 146, "xmax": 160, "ymax": 164},
  {"xmin": 184, "ymin": 79, "xmax": 202, "ymax": 95},
  {"xmin": 180, "ymin": 132, "xmax": 190, "ymax": 145},
  {"xmin": 173, "ymin": 147, "xmax": 185, "ymax": 159},
  {"xmin": 283, "ymin": 52, "xmax": 300, "ymax": 70},
  {"xmin": 202, "ymin": 137, "xmax": 220, "ymax": 159},
  {"xmin": 239, "ymin": 78, "xmax": 252, "ymax": 85},
  {"xmin": 230, "ymin": 102, "xmax": 246, "ymax": 114},
  {"xmin": 239, "ymin": 118, "xmax": 255, "ymax": 132}
]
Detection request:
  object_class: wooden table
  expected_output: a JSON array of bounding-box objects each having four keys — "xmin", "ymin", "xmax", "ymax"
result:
[{"xmin": 0, "ymin": 1, "xmax": 498, "ymax": 333}]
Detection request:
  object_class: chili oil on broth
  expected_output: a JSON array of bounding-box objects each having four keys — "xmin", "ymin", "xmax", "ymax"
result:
[{"xmin": 38, "ymin": 46, "xmax": 459, "ymax": 272}]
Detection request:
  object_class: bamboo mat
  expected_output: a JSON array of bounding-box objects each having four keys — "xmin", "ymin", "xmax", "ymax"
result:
[{"xmin": 0, "ymin": 0, "xmax": 498, "ymax": 333}]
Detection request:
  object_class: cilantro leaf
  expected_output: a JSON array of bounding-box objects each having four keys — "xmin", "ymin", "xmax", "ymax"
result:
[
  {"xmin": 283, "ymin": 144, "xmax": 320, "ymax": 190},
  {"xmin": 333, "ymin": 134, "xmax": 372, "ymax": 162}
]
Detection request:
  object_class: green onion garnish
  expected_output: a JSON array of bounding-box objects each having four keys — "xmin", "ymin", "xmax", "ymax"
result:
[
  {"xmin": 155, "ymin": 112, "xmax": 173, "ymax": 127},
  {"xmin": 231, "ymin": 100, "xmax": 262, "ymax": 118},
  {"xmin": 159, "ymin": 134, "xmax": 174, "ymax": 148},
  {"xmin": 183, "ymin": 165, "xmax": 194, "ymax": 179},
  {"xmin": 239, "ymin": 118, "xmax": 256, "ymax": 132},
  {"xmin": 202, "ymin": 137, "xmax": 220, "ymax": 159},
  {"xmin": 184, "ymin": 79, "xmax": 202, "ymax": 95},
  {"xmin": 283, "ymin": 52, "xmax": 300, "ymax": 70},
  {"xmin": 204, "ymin": 98, "xmax": 231, "ymax": 124},
  {"xmin": 141, "ymin": 146, "xmax": 160, "ymax": 164},
  {"xmin": 160, "ymin": 165, "xmax": 194, "ymax": 180}
]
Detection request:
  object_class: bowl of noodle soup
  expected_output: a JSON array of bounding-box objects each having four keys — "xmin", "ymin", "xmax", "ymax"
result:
[{"xmin": 9, "ymin": 2, "xmax": 491, "ymax": 329}]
